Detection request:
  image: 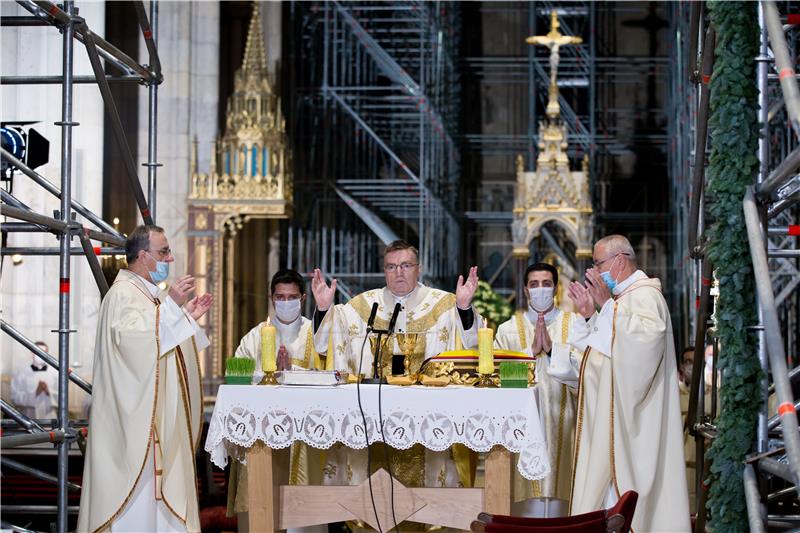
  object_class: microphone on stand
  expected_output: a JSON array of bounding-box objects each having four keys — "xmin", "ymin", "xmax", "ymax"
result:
[
  {"xmin": 387, "ymin": 302, "xmax": 401, "ymax": 334},
  {"xmin": 366, "ymin": 302, "xmax": 379, "ymax": 332}
]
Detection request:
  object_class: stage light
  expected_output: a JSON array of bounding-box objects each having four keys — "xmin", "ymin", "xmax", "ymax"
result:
[
  {"xmin": 1, "ymin": 122, "xmax": 50, "ymax": 182},
  {"xmin": 11, "ymin": 254, "xmax": 23, "ymax": 266}
]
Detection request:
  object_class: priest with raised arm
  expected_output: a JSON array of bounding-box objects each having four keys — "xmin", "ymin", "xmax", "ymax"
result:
[
  {"xmin": 565, "ymin": 234, "xmax": 689, "ymax": 532},
  {"xmin": 311, "ymin": 239, "xmax": 482, "ymax": 490},
  {"xmin": 494, "ymin": 262, "xmax": 580, "ymax": 508},
  {"xmin": 78, "ymin": 225, "xmax": 212, "ymax": 533}
]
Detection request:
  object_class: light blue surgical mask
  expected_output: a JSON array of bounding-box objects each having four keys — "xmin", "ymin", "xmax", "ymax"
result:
[
  {"xmin": 147, "ymin": 252, "xmax": 170, "ymax": 284},
  {"xmin": 600, "ymin": 270, "xmax": 617, "ymax": 292}
]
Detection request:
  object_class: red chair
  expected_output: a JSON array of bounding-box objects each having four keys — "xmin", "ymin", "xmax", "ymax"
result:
[{"xmin": 471, "ymin": 491, "xmax": 638, "ymax": 533}]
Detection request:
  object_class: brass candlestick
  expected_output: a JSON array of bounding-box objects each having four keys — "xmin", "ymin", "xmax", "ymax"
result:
[
  {"xmin": 474, "ymin": 372, "xmax": 500, "ymax": 388},
  {"xmin": 259, "ymin": 371, "xmax": 278, "ymax": 385}
]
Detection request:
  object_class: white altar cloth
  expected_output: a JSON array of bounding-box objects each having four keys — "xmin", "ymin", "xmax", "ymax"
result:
[{"xmin": 205, "ymin": 384, "xmax": 550, "ymax": 480}]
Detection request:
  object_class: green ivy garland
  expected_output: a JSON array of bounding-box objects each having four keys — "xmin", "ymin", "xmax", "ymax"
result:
[{"xmin": 704, "ymin": 2, "xmax": 762, "ymax": 530}]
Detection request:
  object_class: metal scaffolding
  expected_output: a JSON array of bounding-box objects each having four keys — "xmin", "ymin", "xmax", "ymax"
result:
[
  {"xmin": 286, "ymin": 0, "xmax": 462, "ymax": 295},
  {"xmin": 0, "ymin": 1, "xmax": 161, "ymax": 531},
  {"xmin": 678, "ymin": 1, "xmax": 800, "ymax": 529}
]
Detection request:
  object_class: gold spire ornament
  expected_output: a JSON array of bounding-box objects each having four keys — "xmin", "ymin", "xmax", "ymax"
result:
[
  {"xmin": 511, "ymin": 10, "xmax": 593, "ymax": 273},
  {"xmin": 526, "ymin": 10, "xmax": 583, "ymax": 118}
]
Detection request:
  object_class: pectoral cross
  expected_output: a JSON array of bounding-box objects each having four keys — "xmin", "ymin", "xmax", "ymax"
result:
[{"xmin": 526, "ymin": 10, "xmax": 583, "ymax": 117}]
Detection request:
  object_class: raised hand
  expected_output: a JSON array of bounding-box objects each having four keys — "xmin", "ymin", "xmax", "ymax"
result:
[
  {"xmin": 185, "ymin": 293, "xmax": 213, "ymax": 321},
  {"xmin": 311, "ymin": 268, "xmax": 337, "ymax": 311},
  {"xmin": 584, "ymin": 268, "xmax": 612, "ymax": 308},
  {"xmin": 455, "ymin": 266, "xmax": 479, "ymax": 309},
  {"xmin": 568, "ymin": 280, "xmax": 595, "ymax": 319},
  {"xmin": 168, "ymin": 275, "xmax": 195, "ymax": 307}
]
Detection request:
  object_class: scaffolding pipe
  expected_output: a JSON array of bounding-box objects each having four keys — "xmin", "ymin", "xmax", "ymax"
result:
[
  {"xmin": 757, "ymin": 143, "xmax": 800, "ymax": 201},
  {"xmin": 134, "ymin": 0, "xmax": 162, "ymax": 78},
  {"xmin": 687, "ymin": 1, "xmax": 702, "ymax": 80},
  {"xmin": 1, "ymin": 457, "xmax": 81, "ymax": 491},
  {"xmin": 0, "ymin": 320, "xmax": 92, "ymax": 394},
  {"xmin": 760, "ymin": 456, "xmax": 796, "ymax": 484},
  {"xmin": 22, "ymin": 0, "xmax": 156, "ymax": 82},
  {"xmin": 763, "ymin": 1, "xmax": 800, "ymax": 138},
  {"xmin": 687, "ymin": 258, "xmax": 714, "ymax": 434},
  {"xmin": 757, "ymin": 2, "xmax": 770, "ymax": 455},
  {"xmin": 55, "ymin": 3, "xmax": 75, "ymax": 530},
  {"xmin": 78, "ymin": 230, "xmax": 110, "ymax": 297},
  {"xmin": 0, "ymin": 521, "xmax": 37, "ymax": 533},
  {"xmin": 144, "ymin": 0, "xmax": 160, "ymax": 221},
  {"xmin": 0, "ymin": 400, "xmax": 45, "ymax": 433},
  {"xmin": 769, "ymin": 398, "xmax": 800, "ymax": 430},
  {"xmin": 687, "ymin": 26, "xmax": 715, "ymax": 255},
  {"xmin": 1, "ymin": 430, "xmax": 66, "ymax": 449},
  {"xmin": 82, "ymin": 24, "xmax": 154, "ymax": 225},
  {"xmin": 1, "ymin": 222, "xmax": 53, "ymax": 232},
  {"xmin": 744, "ymin": 186, "xmax": 800, "ymax": 489},
  {"xmin": 2, "ymin": 247, "xmax": 123, "ymax": 256},
  {"xmin": 0, "ymin": 189, "xmax": 30, "ymax": 210},
  {"xmin": 744, "ymin": 463, "xmax": 767, "ymax": 533},
  {"xmin": 0, "ymin": 147, "xmax": 123, "ymax": 238},
  {"xmin": 0, "ymin": 75, "xmax": 143, "ymax": 84}
]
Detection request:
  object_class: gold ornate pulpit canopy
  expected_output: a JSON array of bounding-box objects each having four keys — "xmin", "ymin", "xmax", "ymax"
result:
[
  {"xmin": 187, "ymin": 2, "xmax": 292, "ymax": 385},
  {"xmin": 514, "ymin": 10, "xmax": 593, "ymax": 305}
]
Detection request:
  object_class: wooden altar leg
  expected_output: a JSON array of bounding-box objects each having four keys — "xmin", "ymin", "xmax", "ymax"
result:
[
  {"xmin": 247, "ymin": 442, "xmax": 290, "ymax": 532},
  {"xmin": 483, "ymin": 445, "xmax": 512, "ymax": 515}
]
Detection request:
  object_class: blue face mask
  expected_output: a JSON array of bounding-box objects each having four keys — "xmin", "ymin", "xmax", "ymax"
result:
[
  {"xmin": 147, "ymin": 253, "xmax": 170, "ymax": 284},
  {"xmin": 600, "ymin": 270, "xmax": 617, "ymax": 292}
]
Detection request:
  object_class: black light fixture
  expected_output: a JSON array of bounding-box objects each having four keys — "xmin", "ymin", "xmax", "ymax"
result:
[{"xmin": 1, "ymin": 121, "xmax": 50, "ymax": 185}]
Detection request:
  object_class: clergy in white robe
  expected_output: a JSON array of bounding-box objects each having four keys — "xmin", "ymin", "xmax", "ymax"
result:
[
  {"xmin": 566, "ymin": 235, "xmax": 690, "ymax": 532},
  {"xmin": 78, "ymin": 225, "xmax": 212, "ymax": 533},
  {"xmin": 494, "ymin": 262, "xmax": 580, "ymax": 505},
  {"xmin": 11, "ymin": 342, "xmax": 58, "ymax": 420},
  {"xmin": 310, "ymin": 240, "xmax": 481, "ymax": 491},
  {"xmin": 226, "ymin": 269, "xmax": 325, "ymax": 533}
]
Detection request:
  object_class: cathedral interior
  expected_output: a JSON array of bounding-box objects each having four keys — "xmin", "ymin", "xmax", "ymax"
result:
[{"xmin": 2, "ymin": 1, "xmax": 800, "ymax": 531}]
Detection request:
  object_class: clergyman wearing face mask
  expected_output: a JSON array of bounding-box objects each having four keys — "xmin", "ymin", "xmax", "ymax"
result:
[
  {"xmin": 232, "ymin": 268, "xmax": 320, "ymax": 383},
  {"xmin": 493, "ymin": 262, "xmax": 584, "ymax": 505},
  {"xmin": 228, "ymin": 269, "xmax": 326, "ymax": 522}
]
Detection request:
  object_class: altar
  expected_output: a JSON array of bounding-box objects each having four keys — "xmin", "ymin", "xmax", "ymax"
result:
[{"xmin": 205, "ymin": 384, "xmax": 549, "ymax": 531}]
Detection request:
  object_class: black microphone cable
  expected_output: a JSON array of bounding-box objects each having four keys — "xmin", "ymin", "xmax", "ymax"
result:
[
  {"xmin": 378, "ymin": 303, "xmax": 402, "ymax": 532},
  {"xmin": 356, "ymin": 319, "xmax": 382, "ymax": 533}
]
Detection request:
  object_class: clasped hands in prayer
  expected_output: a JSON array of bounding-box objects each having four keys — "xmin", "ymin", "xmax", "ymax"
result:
[
  {"xmin": 169, "ymin": 274, "xmax": 213, "ymax": 321},
  {"xmin": 567, "ymin": 267, "xmax": 612, "ymax": 319}
]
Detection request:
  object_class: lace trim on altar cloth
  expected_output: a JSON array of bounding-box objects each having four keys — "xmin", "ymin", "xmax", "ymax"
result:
[{"xmin": 205, "ymin": 403, "xmax": 550, "ymax": 481}]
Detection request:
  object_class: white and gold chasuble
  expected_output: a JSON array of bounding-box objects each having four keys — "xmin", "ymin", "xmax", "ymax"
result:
[
  {"xmin": 568, "ymin": 274, "xmax": 690, "ymax": 532},
  {"xmin": 495, "ymin": 308, "xmax": 579, "ymax": 503},
  {"xmin": 228, "ymin": 316, "xmax": 324, "ymax": 521},
  {"xmin": 313, "ymin": 283, "xmax": 481, "ymax": 491},
  {"xmin": 77, "ymin": 269, "xmax": 207, "ymax": 533}
]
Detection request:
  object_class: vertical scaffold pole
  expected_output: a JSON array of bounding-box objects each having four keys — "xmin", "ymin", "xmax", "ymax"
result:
[{"xmin": 56, "ymin": 1, "xmax": 76, "ymax": 531}]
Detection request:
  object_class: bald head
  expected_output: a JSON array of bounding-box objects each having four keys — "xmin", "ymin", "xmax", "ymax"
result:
[
  {"xmin": 592, "ymin": 234, "xmax": 638, "ymax": 285},
  {"xmin": 594, "ymin": 235, "xmax": 636, "ymax": 263}
]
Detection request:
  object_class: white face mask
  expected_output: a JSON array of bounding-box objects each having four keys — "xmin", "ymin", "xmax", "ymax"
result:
[
  {"xmin": 528, "ymin": 287, "xmax": 554, "ymax": 313},
  {"xmin": 274, "ymin": 299, "xmax": 302, "ymax": 323}
]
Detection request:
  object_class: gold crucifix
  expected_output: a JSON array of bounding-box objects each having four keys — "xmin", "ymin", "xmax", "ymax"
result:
[{"xmin": 526, "ymin": 10, "xmax": 583, "ymax": 118}]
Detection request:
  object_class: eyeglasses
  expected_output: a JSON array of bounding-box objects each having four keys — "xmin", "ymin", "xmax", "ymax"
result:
[
  {"xmin": 592, "ymin": 252, "xmax": 628, "ymax": 268},
  {"xmin": 148, "ymin": 247, "xmax": 172, "ymax": 259},
  {"xmin": 384, "ymin": 262, "xmax": 418, "ymax": 273}
]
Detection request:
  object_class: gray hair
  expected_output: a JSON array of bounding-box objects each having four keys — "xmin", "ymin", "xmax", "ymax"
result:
[
  {"xmin": 595, "ymin": 234, "xmax": 637, "ymax": 264},
  {"xmin": 125, "ymin": 224, "xmax": 165, "ymax": 264}
]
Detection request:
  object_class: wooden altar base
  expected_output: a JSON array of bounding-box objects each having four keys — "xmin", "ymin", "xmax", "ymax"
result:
[{"xmin": 246, "ymin": 443, "xmax": 513, "ymax": 532}]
